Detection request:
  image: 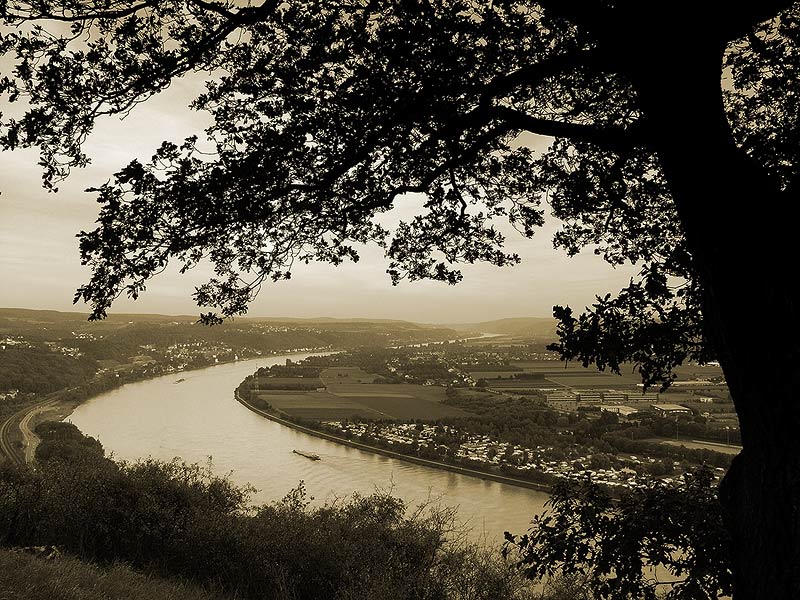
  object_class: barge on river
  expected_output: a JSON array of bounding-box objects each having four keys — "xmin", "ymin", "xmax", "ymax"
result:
[{"xmin": 293, "ymin": 449, "xmax": 321, "ymax": 461}]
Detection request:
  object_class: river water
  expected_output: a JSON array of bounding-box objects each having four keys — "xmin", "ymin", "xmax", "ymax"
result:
[{"xmin": 69, "ymin": 354, "xmax": 550, "ymax": 543}]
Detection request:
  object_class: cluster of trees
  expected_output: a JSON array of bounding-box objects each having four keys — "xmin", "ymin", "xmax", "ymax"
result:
[
  {"xmin": 601, "ymin": 413, "xmax": 742, "ymax": 450},
  {"xmin": 2, "ymin": 423, "xmax": 534, "ymax": 600},
  {"xmin": 505, "ymin": 467, "xmax": 732, "ymax": 600},
  {"xmin": 254, "ymin": 364, "xmax": 325, "ymax": 379},
  {"xmin": 391, "ymin": 360, "xmax": 463, "ymax": 385},
  {"xmin": 602, "ymin": 435, "xmax": 731, "ymax": 470},
  {"xmin": 0, "ymin": 346, "xmax": 97, "ymax": 395},
  {"xmin": 33, "ymin": 422, "xmax": 104, "ymax": 463},
  {"xmin": 646, "ymin": 415, "xmax": 743, "ymax": 446},
  {"xmin": 289, "ymin": 351, "xmax": 400, "ymax": 382}
]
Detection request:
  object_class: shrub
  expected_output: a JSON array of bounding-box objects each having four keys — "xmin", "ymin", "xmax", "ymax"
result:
[
  {"xmin": 1, "ymin": 429, "xmax": 533, "ymax": 600},
  {"xmin": 503, "ymin": 467, "xmax": 732, "ymax": 600}
]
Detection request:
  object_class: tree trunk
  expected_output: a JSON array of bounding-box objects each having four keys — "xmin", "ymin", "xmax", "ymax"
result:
[
  {"xmin": 721, "ymin": 439, "xmax": 800, "ymax": 597},
  {"xmin": 623, "ymin": 28, "xmax": 800, "ymax": 598}
]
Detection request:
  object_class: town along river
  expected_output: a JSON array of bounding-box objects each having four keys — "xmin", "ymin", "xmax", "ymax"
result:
[{"xmin": 69, "ymin": 354, "xmax": 550, "ymax": 543}]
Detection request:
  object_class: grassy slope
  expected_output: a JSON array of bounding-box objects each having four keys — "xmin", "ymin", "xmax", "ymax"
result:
[{"xmin": 0, "ymin": 549, "xmax": 231, "ymax": 600}]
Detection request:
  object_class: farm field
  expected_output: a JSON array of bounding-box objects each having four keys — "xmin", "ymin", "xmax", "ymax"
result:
[
  {"xmin": 545, "ymin": 374, "xmax": 630, "ymax": 387},
  {"xmin": 468, "ymin": 371, "xmax": 521, "ymax": 380},
  {"xmin": 338, "ymin": 394, "xmax": 468, "ymax": 420},
  {"xmin": 511, "ymin": 360, "xmax": 725, "ymax": 386},
  {"xmin": 256, "ymin": 391, "xmax": 385, "ymax": 419},
  {"xmin": 510, "ymin": 360, "xmax": 591, "ymax": 372},
  {"xmin": 324, "ymin": 383, "xmax": 450, "ymax": 402},
  {"xmin": 327, "ymin": 382, "xmax": 468, "ymax": 420},
  {"xmin": 254, "ymin": 375, "xmax": 471, "ymax": 421},
  {"xmin": 671, "ymin": 363, "xmax": 725, "ymax": 380},
  {"xmin": 255, "ymin": 376, "xmax": 323, "ymax": 390},
  {"xmin": 484, "ymin": 378, "xmax": 545, "ymax": 387},
  {"xmin": 658, "ymin": 439, "xmax": 742, "ymax": 455},
  {"xmin": 320, "ymin": 367, "xmax": 380, "ymax": 384}
]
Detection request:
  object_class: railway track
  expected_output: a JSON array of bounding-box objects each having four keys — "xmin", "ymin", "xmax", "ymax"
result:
[
  {"xmin": 0, "ymin": 405, "xmax": 28, "ymax": 466},
  {"xmin": 0, "ymin": 393, "xmax": 61, "ymax": 467}
]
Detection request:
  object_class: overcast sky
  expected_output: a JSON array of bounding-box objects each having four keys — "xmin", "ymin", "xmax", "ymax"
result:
[{"xmin": 0, "ymin": 75, "xmax": 639, "ymax": 324}]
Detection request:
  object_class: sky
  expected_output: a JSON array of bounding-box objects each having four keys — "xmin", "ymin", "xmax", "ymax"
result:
[{"xmin": 0, "ymin": 74, "xmax": 640, "ymax": 324}]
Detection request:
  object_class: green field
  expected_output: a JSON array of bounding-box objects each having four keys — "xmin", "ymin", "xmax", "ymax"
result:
[
  {"xmin": 483, "ymin": 379, "xmax": 545, "ymax": 389},
  {"xmin": 257, "ymin": 391, "xmax": 385, "ymax": 419},
  {"xmin": 320, "ymin": 367, "xmax": 380, "ymax": 384},
  {"xmin": 325, "ymin": 383, "xmax": 450, "ymax": 401},
  {"xmin": 469, "ymin": 371, "xmax": 521, "ymax": 380},
  {"xmin": 256, "ymin": 376, "xmax": 323, "ymax": 390},
  {"xmin": 337, "ymin": 394, "xmax": 467, "ymax": 420},
  {"xmin": 510, "ymin": 360, "xmax": 586, "ymax": 372},
  {"xmin": 545, "ymin": 374, "xmax": 620, "ymax": 387},
  {"xmin": 257, "ymin": 379, "xmax": 470, "ymax": 421},
  {"xmin": 671, "ymin": 363, "xmax": 725, "ymax": 380},
  {"xmin": 278, "ymin": 407, "xmax": 385, "ymax": 420}
]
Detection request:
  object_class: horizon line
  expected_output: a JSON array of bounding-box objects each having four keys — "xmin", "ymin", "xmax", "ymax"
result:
[{"xmin": 0, "ymin": 306, "xmax": 555, "ymax": 325}]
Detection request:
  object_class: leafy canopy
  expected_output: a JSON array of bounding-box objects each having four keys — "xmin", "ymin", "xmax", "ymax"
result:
[
  {"xmin": 503, "ymin": 467, "xmax": 733, "ymax": 600},
  {"xmin": 1, "ymin": 1, "xmax": 797, "ymax": 386}
]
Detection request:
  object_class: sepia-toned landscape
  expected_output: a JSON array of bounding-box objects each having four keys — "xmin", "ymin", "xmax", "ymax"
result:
[{"xmin": 2, "ymin": 2, "xmax": 798, "ymax": 599}]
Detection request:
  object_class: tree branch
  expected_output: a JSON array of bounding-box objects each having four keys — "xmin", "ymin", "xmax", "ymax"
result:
[
  {"xmin": 3, "ymin": 1, "xmax": 159, "ymax": 22},
  {"xmin": 478, "ymin": 47, "xmax": 606, "ymax": 107},
  {"xmin": 185, "ymin": 0, "xmax": 239, "ymax": 21},
  {"xmin": 385, "ymin": 124, "xmax": 513, "ymax": 202},
  {"xmin": 187, "ymin": 0, "xmax": 278, "ymax": 25},
  {"xmin": 490, "ymin": 106, "xmax": 647, "ymax": 152},
  {"xmin": 4, "ymin": 0, "xmax": 278, "ymax": 26}
]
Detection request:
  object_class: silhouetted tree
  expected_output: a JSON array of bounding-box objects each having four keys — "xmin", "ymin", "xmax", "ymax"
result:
[
  {"xmin": 1, "ymin": 2, "xmax": 798, "ymax": 596},
  {"xmin": 504, "ymin": 467, "xmax": 733, "ymax": 600}
]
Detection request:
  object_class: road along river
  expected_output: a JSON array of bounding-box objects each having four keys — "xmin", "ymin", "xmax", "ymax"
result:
[{"xmin": 69, "ymin": 354, "xmax": 550, "ymax": 542}]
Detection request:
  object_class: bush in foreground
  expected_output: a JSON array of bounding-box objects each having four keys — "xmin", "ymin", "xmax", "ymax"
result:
[
  {"xmin": 504, "ymin": 468, "xmax": 732, "ymax": 600},
  {"xmin": 1, "ymin": 423, "xmax": 533, "ymax": 600}
]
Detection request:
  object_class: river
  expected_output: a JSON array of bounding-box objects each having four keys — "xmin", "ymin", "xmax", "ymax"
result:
[{"xmin": 68, "ymin": 353, "xmax": 550, "ymax": 543}]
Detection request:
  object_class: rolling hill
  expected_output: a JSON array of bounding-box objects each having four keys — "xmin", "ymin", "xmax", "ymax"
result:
[{"xmin": 445, "ymin": 317, "xmax": 557, "ymax": 340}]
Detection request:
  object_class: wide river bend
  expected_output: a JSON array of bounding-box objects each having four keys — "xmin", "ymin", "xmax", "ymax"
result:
[{"xmin": 69, "ymin": 354, "xmax": 550, "ymax": 542}]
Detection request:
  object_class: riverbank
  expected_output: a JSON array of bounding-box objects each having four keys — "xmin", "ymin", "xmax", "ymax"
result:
[
  {"xmin": 1, "ymin": 391, "xmax": 79, "ymax": 466},
  {"xmin": 67, "ymin": 353, "xmax": 551, "ymax": 540},
  {"xmin": 235, "ymin": 391, "xmax": 552, "ymax": 494},
  {"xmin": 9, "ymin": 351, "xmax": 337, "ymax": 465}
]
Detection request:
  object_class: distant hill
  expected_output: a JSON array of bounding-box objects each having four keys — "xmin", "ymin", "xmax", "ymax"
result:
[
  {"xmin": 445, "ymin": 317, "xmax": 557, "ymax": 340},
  {"xmin": 0, "ymin": 308, "xmax": 436, "ymax": 329},
  {"xmin": 246, "ymin": 316, "xmax": 435, "ymax": 328},
  {"xmin": 0, "ymin": 307, "xmax": 197, "ymax": 324}
]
